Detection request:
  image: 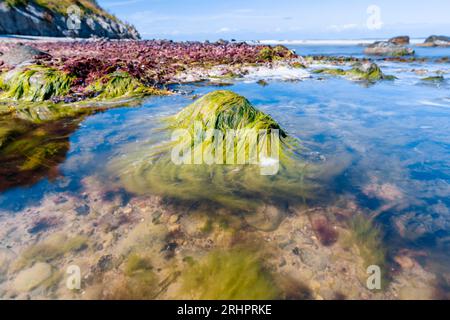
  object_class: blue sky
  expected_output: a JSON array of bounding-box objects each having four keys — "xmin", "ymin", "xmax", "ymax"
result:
[{"xmin": 98, "ymin": 0, "xmax": 450, "ymax": 40}]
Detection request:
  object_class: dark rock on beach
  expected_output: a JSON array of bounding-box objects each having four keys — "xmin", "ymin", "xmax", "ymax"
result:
[{"xmin": 0, "ymin": 43, "xmax": 50, "ymax": 66}]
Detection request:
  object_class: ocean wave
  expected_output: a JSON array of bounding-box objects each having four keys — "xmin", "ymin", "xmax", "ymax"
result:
[{"xmin": 254, "ymin": 39, "xmax": 426, "ymax": 46}]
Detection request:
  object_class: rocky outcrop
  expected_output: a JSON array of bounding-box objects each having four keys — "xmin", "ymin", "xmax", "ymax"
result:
[
  {"xmin": 0, "ymin": 1, "xmax": 140, "ymax": 39},
  {"xmin": 0, "ymin": 43, "xmax": 50, "ymax": 66},
  {"xmin": 389, "ymin": 36, "xmax": 410, "ymax": 45},
  {"xmin": 364, "ymin": 41, "xmax": 414, "ymax": 56},
  {"xmin": 314, "ymin": 61, "xmax": 396, "ymax": 82},
  {"xmin": 421, "ymin": 35, "xmax": 450, "ymax": 47}
]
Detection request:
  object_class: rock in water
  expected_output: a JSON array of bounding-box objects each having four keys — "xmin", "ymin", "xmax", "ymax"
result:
[
  {"xmin": 364, "ymin": 41, "xmax": 414, "ymax": 56},
  {"xmin": 389, "ymin": 36, "xmax": 410, "ymax": 45},
  {"xmin": 244, "ymin": 204, "xmax": 284, "ymax": 231},
  {"xmin": 13, "ymin": 262, "xmax": 53, "ymax": 292},
  {"xmin": 0, "ymin": 44, "xmax": 50, "ymax": 67},
  {"xmin": 423, "ymin": 35, "xmax": 450, "ymax": 47}
]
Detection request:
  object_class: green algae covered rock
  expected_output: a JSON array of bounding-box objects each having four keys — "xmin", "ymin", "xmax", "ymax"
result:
[
  {"xmin": 314, "ymin": 62, "xmax": 395, "ymax": 82},
  {"xmin": 87, "ymin": 71, "xmax": 168, "ymax": 100},
  {"xmin": 421, "ymin": 75, "xmax": 445, "ymax": 82},
  {"xmin": 313, "ymin": 68, "xmax": 347, "ymax": 76},
  {"xmin": 168, "ymin": 90, "xmax": 286, "ymax": 134},
  {"xmin": 178, "ymin": 249, "xmax": 280, "ymax": 300},
  {"xmin": 0, "ymin": 65, "xmax": 169, "ymax": 106},
  {"xmin": 0, "ymin": 64, "xmax": 74, "ymax": 102},
  {"xmin": 109, "ymin": 90, "xmax": 312, "ymax": 212},
  {"xmin": 258, "ymin": 45, "xmax": 295, "ymax": 62}
]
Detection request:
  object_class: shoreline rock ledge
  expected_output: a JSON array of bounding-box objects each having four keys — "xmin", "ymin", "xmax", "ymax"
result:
[
  {"xmin": 0, "ymin": 0, "xmax": 140, "ymax": 39},
  {"xmin": 420, "ymin": 35, "xmax": 450, "ymax": 47}
]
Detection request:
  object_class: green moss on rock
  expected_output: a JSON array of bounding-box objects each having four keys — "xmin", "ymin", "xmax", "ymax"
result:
[
  {"xmin": 169, "ymin": 90, "xmax": 286, "ymax": 135},
  {"xmin": 258, "ymin": 45, "xmax": 295, "ymax": 62},
  {"xmin": 313, "ymin": 68, "xmax": 346, "ymax": 76},
  {"xmin": 88, "ymin": 71, "xmax": 169, "ymax": 100},
  {"xmin": 0, "ymin": 65, "xmax": 74, "ymax": 102}
]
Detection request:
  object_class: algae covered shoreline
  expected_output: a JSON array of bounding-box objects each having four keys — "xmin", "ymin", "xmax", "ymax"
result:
[
  {"xmin": 0, "ymin": 38, "xmax": 449, "ymax": 300},
  {"xmin": 0, "ymin": 40, "xmax": 298, "ymax": 190}
]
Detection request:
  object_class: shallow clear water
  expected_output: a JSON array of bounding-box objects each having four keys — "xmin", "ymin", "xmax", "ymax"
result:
[{"xmin": 1, "ymin": 45, "xmax": 450, "ymax": 298}]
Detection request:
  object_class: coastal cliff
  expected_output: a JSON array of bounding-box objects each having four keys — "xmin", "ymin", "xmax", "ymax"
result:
[{"xmin": 0, "ymin": 0, "xmax": 140, "ymax": 39}]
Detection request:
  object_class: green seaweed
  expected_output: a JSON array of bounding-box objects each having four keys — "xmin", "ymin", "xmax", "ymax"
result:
[
  {"xmin": 124, "ymin": 254, "xmax": 153, "ymax": 277},
  {"xmin": 421, "ymin": 75, "xmax": 445, "ymax": 82},
  {"xmin": 105, "ymin": 253, "xmax": 158, "ymax": 300},
  {"xmin": 178, "ymin": 248, "xmax": 280, "ymax": 300},
  {"xmin": 348, "ymin": 215, "xmax": 386, "ymax": 271},
  {"xmin": 313, "ymin": 68, "xmax": 347, "ymax": 76},
  {"xmin": 88, "ymin": 71, "xmax": 169, "ymax": 100},
  {"xmin": 392, "ymin": 48, "xmax": 415, "ymax": 57},
  {"xmin": 0, "ymin": 65, "xmax": 74, "ymax": 102},
  {"xmin": 291, "ymin": 61, "xmax": 306, "ymax": 69},
  {"xmin": 258, "ymin": 45, "xmax": 294, "ymax": 62},
  {"xmin": 167, "ymin": 90, "xmax": 286, "ymax": 134},
  {"xmin": 108, "ymin": 90, "xmax": 312, "ymax": 212}
]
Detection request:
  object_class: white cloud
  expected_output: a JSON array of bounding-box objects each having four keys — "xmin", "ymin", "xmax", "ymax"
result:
[{"xmin": 217, "ymin": 27, "xmax": 231, "ymax": 33}]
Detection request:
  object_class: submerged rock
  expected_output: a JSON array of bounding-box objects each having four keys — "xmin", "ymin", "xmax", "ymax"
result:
[
  {"xmin": 314, "ymin": 62, "xmax": 395, "ymax": 82},
  {"xmin": 364, "ymin": 41, "xmax": 414, "ymax": 56},
  {"xmin": 244, "ymin": 204, "xmax": 285, "ymax": 232},
  {"xmin": 13, "ymin": 262, "xmax": 53, "ymax": 292}
]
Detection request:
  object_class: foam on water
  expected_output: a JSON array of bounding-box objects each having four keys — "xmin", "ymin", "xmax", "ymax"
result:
[{"xmin": 244, "ymin": 65, "xmax": 311, "ymax": 82}]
